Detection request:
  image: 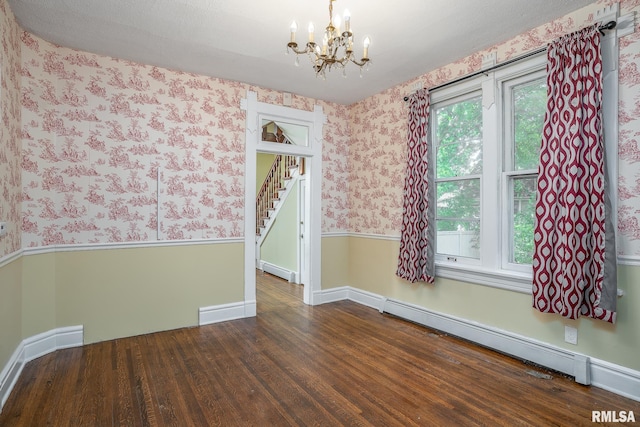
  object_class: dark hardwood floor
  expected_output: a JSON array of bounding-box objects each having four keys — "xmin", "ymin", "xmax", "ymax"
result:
[{"xmin": 1, "ymin": 271, "xmax": 638, "ymax": 426}]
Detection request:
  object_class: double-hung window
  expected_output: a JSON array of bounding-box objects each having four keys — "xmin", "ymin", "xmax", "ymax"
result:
[
  {"xmin": 502, "ymin": 71, "xmax": 546, "ymax": 272},
  {"xmin": 431, "ymin": 54, "xmax": 547, "ymax": 291},
  {"xmin": 433, "ymin": 93, "xmax": 483, "ymax": 262},
  {"xmin": 429, "ymin": 16, "xmax": 620, "ymax": 292}
]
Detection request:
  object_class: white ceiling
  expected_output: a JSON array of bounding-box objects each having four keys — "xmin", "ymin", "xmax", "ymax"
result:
[{"xmin": 8, "ymin": 0, "xmax": 595, "ymax": 105}]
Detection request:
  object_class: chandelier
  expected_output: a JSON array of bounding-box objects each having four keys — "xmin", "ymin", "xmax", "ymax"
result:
[{"xmin": 287, "ymin": 0, "xmax": 370, "ymax": 78}]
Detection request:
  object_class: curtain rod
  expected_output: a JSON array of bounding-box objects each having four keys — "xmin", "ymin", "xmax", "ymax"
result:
[{"xmin": 403, "ymin": 20, "xmax": 617, "ymax": 101}]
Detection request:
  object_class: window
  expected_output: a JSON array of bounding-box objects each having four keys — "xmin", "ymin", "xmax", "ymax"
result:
[
  {"xmin": 429, "ymin": 19, "xmax": 619, "ymax": 292},
  {"xmin": 431, "ymin": 54, "xmax": 548, "ymax": 289},
  {"xmin": 434, "ymin": 94, "xmax": 482, "ymax": 261},
  {"xmin": 503, "ymin": 73, "xmax": 546, "ymax": 271}
]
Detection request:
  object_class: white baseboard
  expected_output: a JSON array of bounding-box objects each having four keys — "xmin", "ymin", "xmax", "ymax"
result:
[
  {"xmin": 260, "ymin": 261, "xmax": 296, "ymax": 283},
  {"xmin": 382, "ymin": 298, "xmax": 580, "ymax": 377},
  {"xmin": 1, "ymin": 326, "xmax": 83, "ymax": 412},
  {"xmin": 318, "ymin": 286, "xmax": 640, "ymax": 402},
  {"xmin": 347, "ymin": 288, "xmax": 387, "ymax": 313},
  {"xmin": 315, "ymin": 286, "xmax": 386, "ymax": 313},
  {"xmin": 314, "ymin": 286, "xmax": 349, "ymax": 304},
  {"xmin": 199, "ymin": 301, "xmax": 253, "ymax": 326},
  {"xmin": 591, "ymin": 358, "xmax": 640, "ymax": 402}
]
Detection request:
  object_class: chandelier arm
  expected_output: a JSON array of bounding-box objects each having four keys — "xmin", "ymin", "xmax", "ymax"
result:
[
  {"xmin": 350, "ymin": 57, "xmax": 370, "ymax": 67},
  {"xmin": 287, "ymin": 42, "xmax": 316, "ymax": 55}
]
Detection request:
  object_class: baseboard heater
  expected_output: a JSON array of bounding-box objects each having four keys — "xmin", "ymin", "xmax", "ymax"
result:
[{"xmin": 260, "ymin": 261, "xmax": 296, "ymax": 283}]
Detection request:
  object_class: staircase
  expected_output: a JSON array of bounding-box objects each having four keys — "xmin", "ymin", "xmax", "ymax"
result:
[{"xmin": 256, "ymin": 122, "xmax": 303, "ymax": 241}]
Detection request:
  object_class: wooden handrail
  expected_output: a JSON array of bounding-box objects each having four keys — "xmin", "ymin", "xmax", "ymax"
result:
[
  {"xmin": 255, "ymin": 122, "xmax": 300, "ymax": 235},
  {"xmin": 256, "ymin": 154, "xmax": 298, "ymax": 235}
]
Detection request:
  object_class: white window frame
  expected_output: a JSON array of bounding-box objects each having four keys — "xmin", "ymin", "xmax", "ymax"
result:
[
  {"xmin": 432, "ymin": 89, "xmax": 483, "ymax": 266},
  {"xmin": 432, "ymin": 17, "xmax": 621, "ymax": 293},
  {"xmin": 431, "ymin": 58, "xmax": 548, "ymax": 292},
  {"xmin": 498, "ymin": 62, "xmax": 547, "ymax": 274}
]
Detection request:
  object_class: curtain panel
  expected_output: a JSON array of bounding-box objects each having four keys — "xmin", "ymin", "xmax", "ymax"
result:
[
  {"xmin": 397, "ymin": 89, "xmax": 436, "ymax": 284},
  {"xmin": 532, "ymin": 24, "xmax": 617, "ymax": 323}
]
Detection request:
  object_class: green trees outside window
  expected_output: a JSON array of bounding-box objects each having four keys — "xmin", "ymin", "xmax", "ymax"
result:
[{"xmin": 431, "ymin": 75, "xmax": 545, "ymax": 266}]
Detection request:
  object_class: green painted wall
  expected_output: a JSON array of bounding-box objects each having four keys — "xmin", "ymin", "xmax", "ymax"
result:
[
  {"xmin": 321, "ymin": 236, "xmax": 350, "ymax": 288},
  {"xmin": 260, "ymin": 180, "xmax": 298, "ymax": 272},
  {"xmin": 257, "ymin": 153, "xmax": 276, "ymax": 192},
  {"xmin": 347, "ymin": 236, "xmax": 640, "ymax": 372},
  {"xmin": 18, "ymin": 243, "xmax": 244, "ymax": 344},
  {"xmin": 21, "ymin": 251, "xmax": 56, "ymax": 339},
  {"xmin": 0, "ymin": 257, "xmax": 22, "ymax": 372}
]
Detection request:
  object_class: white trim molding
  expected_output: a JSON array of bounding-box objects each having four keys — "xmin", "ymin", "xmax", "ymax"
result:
[
  {"xmin": 591, "ymin": 358, "xmax": 640, "ymax": 402},
  {"xmin": 22, "ymin": 237, "xmax": 243, "ymax": 257},
  {"xmin": 314, "ymin": 286, "xmax": 386, "ymax": 313},
  {"xmin": 316, "ymin": 286, "xmax": 640, "ymax": 402},
  {"xmin": 0, "ymin": 249, "xmax": 22, "ymax": 269},
  {"xmin": 1, "ymin": 326, "xmax": 83, "ymax": 412},
  {"xmin": 199, "ymin": 301, "xmax": 254, "ymax": 326},
  {"xmin": 618, "ymin": 255, "xmax": 640, "ymax": 267}
]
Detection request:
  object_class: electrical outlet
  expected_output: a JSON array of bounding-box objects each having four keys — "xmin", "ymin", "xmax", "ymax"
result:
[
  {"xmin": 0, "ymin": 222, "xmax": 7, "ymax": 237},
  {"xmin": 565, "ymin": 326, "xmax": 578, "ymax": 345}
]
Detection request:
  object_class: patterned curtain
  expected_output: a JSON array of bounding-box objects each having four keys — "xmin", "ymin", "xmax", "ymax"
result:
[
  {"xmin": 532, "ymin": 24, "xmax": 617, "ymax": 323},
  {"xmin": 397, "ymin": 89, "xmax": 436, "ymax": 284}
]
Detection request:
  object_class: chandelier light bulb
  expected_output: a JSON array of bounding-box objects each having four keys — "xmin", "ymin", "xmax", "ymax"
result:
[
  {"xmin": 308, "ymin": 22, "xmax": 315, "ymax": 43},
  {"xmin": 333, "ymin": 14, "xmax": 341, "ymax": 33},
  {"xmin": 290, "ymin": 21, "xmax": 297, "ymax": 43},
  {"xmin": 343, "ymin": 9, "xmax": 351, "ymax": 33},
  {"xmin": 363, "ymin": 36, "xmax": 370, "ymax": 59}
]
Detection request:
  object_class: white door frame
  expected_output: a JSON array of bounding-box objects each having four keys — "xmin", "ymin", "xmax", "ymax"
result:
[
  {"xmin": 297, "ymin": 176, "xmax": 306, "ymax": 286},
  {"xmin": 241, "ymin": 91, "xmax": 324, "ymax": 313}
]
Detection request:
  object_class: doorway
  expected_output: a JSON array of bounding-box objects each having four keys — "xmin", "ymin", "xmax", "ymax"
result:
[
  {"xmin": 241, "ymin": 91, "xmax": 324, "ymax": 315},
  {"xmin": 255, "ymin": 150, "xmax": 306, "ymax": 289}
]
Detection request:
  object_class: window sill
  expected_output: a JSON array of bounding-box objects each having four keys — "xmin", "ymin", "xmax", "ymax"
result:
[{"xmin": 435, "ymin": 261, "xmax": 532, "ymax": 294}]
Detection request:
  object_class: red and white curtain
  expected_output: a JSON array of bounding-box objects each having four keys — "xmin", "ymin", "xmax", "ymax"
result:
[
  {"xmin": 532, "ymin": 24, "xmax": 617, "ymax": 323},
  {"xmin": 397, "ymin": 89, "xmax": 436, "ymax": 284}
]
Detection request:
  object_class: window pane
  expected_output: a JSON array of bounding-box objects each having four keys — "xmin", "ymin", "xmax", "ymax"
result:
[
  {"xmin": 434, "ymin": 97, "xmax": 482, "ymax": 178},
  {"xmin": 511, "ymin": 176, "xmax": 537, "ymax": 264},
  {"xmin": 261, "ymin": 118, "xmax": 309, "ymax": 146},
  {"xmin": 513, "ymin": 80, "xmax": 545, "ymax": 170},
  {"xmin": 436, "ymin": 180, "xmax": 480, "ymax": 219},
  {"xmin": 436, "ymin": 179, "xmax": 480, "ymax": 259},
  {"xmin": 436, "ymin": 220, "xmax": 480, "ymax": 259}
]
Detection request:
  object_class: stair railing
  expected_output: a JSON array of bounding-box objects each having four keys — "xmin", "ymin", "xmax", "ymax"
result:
[{"xmin": 256, "ymin": 123, "xmax": 300, "ymax": 236}]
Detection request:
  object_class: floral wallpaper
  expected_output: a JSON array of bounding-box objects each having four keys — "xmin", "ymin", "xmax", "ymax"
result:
[
  {"xmin": 19, "ymin": 32, "xmax": 350, "ymax": 248},
  {"xmin": 349, "ymin": 0, "xmax": 640, "ymax": 257},
  {"xmin": 6, "ymin": 0, "xmax": 639, "ymax": 257},
  {"xmin": 0, "ymin": 0, "xmax": 21, "ymax": 258}
]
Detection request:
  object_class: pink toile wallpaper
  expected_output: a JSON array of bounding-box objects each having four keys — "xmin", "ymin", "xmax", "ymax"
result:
[
  {"xmin": 0, "ymin": 0, "xmax": 22, "ymax": 258},
  {"xmin": 1, "ymin": 0, "xmax": 638, "ymax": 257},
  {"xmin": 18, "ymin": 31, "xmax": 350, "ymax": 248},
  {"xmin": 349, "ymin": 0, "xmax": 640, "ymax": 257}
]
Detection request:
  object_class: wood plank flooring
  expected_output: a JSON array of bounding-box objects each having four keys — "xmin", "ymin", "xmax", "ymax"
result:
[{"xmin": 1, "ymin": 270, "xmax": 638, "ymax": 426}]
